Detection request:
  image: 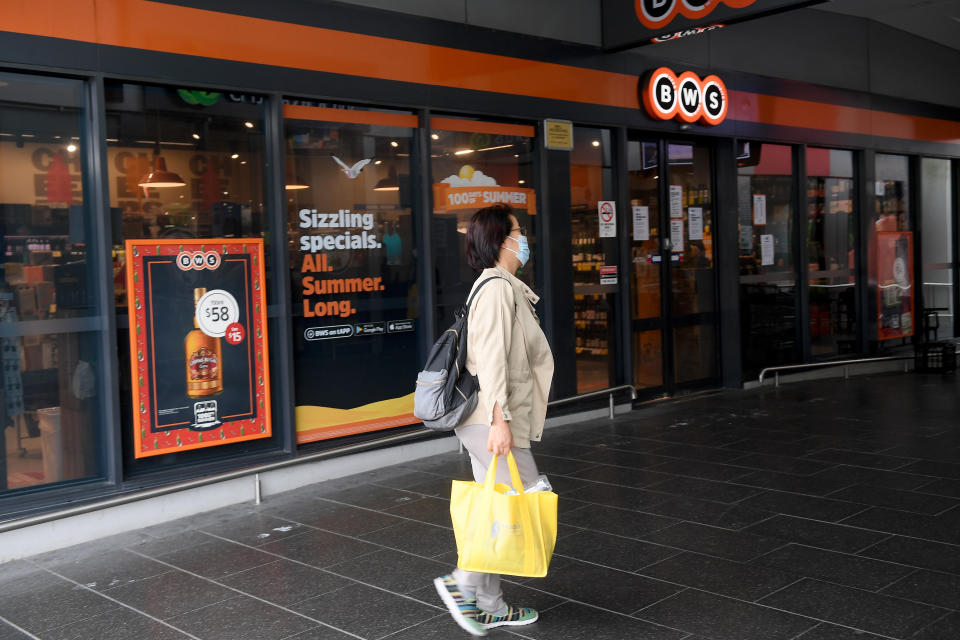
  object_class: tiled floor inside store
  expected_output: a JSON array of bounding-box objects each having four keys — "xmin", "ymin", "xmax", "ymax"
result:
[{"xmin": 3, "ymin": 372, "xmax": 960, "ymax": 639}]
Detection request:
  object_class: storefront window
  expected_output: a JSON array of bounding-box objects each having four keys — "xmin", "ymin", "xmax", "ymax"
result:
[
  {"xmin": 873, "ymin": 154, "xmax": 915, "ymax": 343},
  {"xmin": 430, "ymin": 117, "xmax": 536, "ymax": 332},
  {"xmin": 806, "ymin": 148, "xmax": 856, "ymax": 357},
  {"xmin": 285, "ymin": 104, "xmax": 421, "ymax": 445},
  {"xmin": 571, "ymin": 128, "xmax": 616, "ymax": 393},
  {"xmin": 920, "ymin": 158, "xmax": 953, "ymax": 338},
  {"xmin": 738, "ymin": 142, "xmax": 798, "ymax": 373},
  {"xmin": 105, "ymin": 83, "xmax": 271, "ymax": 468},
  {"xmin": 0, "ymin": 72, "xmax": 103, "ymax": 492}
]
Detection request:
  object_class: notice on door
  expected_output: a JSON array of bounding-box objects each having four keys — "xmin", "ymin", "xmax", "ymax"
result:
[
  {"xmin": 669, "ymin": 185, "xmax": 684, "ymax": 219},
  {"xmin": 753, "ymin": 194, "xmax": 767, "ymax": 226},
  {"xmin": 670, "ymin": 219, "xmax": 684, "ymax": 253},
  {"xmin": 632, "ymin": 205, "xmax": 649, "ymax": 241},
  {"xmin": 600, "ymin": 265, "xmax": 618, "ymax": 285},
  {"xmin": 598, "ymin": 200, "xmax": 617, "ymax": 238},
  {"xmin": 760, "ymin": 234, "xmax": 775, "ymax": 266},
  {"xmin": 688, "ymin": 207, "xmax": 703, "ymax": 240}
]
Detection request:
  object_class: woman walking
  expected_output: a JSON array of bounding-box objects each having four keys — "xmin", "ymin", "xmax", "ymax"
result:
[{"xmin": 433, "ymin": 204, "xmax": 555, "ymax": 636}]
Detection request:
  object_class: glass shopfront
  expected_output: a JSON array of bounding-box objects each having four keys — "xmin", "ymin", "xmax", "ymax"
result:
[
  {"xmin": 806, "ymin": 148, "xmax": 857, "ymax": 357},
  {"xmin": 920, "ymin": 158, "xmax": 954, "ymax": 339},
  {"xmin": 738, "ymin": 142, "xmax": 798, "ymax": 374},
  {"xmin": 0, "ymin": 72, "xmax": 103, "ymax": 492}
]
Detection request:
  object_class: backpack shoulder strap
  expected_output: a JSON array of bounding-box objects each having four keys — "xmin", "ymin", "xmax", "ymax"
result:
[{"xmin": 465, "ymin": 275, "xmax": 506, "ymax": 312}]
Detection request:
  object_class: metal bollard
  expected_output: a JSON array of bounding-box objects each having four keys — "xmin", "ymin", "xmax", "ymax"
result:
[
  {"xmin": 608, "ymin": 393, "xmax": 615, "ymax": 420},
  {"xmin": 775, "ymin": 372, "xmax": 780, "ymax": 387},
  {"xmin": 254, "ymin": 473, "xmax": 261, "ymax": 505}
]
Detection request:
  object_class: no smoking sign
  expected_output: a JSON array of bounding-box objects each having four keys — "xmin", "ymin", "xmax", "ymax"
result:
[{"xmin": 598, "ymin": 200, "xmax": 617, "ymax": 238}]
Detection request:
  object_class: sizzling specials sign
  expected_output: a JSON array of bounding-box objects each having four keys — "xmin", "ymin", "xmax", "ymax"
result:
[{"xmin": 641, "ymin": 67, "xmax": 729, "ymax": 126}]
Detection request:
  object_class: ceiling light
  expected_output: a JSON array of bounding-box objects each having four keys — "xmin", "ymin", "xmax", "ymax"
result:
[
  {"xmin": 374, "ymin": 166, "xmax": 400, "ymax": 191},
  {"xmin": 374, "ymin": 160, "xmax": 382, "ymax": 165},
  {"xmin": 244, "ymin": 122, "xmax": 254, "ymax": 128},
  {"xmin": 592, "ymin": 140, "xmax": 600, "ymax": 147},
  {"xmin": 231, "ymin": 153, "xmax": 239, "ymax": 159},
  {"xmin": 518, "ymin": 180, "xmax": 525, "ymax": 184},
  {"xmin": 66, "ymin": 144, "xmax": 77, "ymax": 152},
  {"xmin": 240, "ymin": 161, "xmax": 247, "ymax": 165},
  {"xmin": 431, "ymin": 133, "xmax": 439, "ymax": 140},
  {"xmin": 390, "ymin": 141, "xmax": 399, "ymax": 148},
  {"xmin": 192, "ymin": 133, "xmax": 200, "ymax": 140},
  {"xmin": 475, "ymin": 144, "xmax": 513, "ymax": 152},
  {"xmin": 454, "ymin": 149, "xmax": 474, "ymax": 156},
  {"xmin": 138, "ymin": 156, "xmax": 187, "ymax": 188}
]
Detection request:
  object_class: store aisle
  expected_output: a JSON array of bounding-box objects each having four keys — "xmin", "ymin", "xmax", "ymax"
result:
[{"xmin": 2, "ymin": 372, "xmax": 960, "ymax": 639}]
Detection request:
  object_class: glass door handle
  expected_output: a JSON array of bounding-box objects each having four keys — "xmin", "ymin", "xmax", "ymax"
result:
[{"xmin": 662, "ymin": 238, "xmax": 672, "ymax": 251}]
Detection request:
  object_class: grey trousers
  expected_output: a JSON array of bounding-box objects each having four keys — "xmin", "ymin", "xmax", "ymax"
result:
[{"xmin": 451, "ymin": 423, "xmax": 540, "ymax": 613}]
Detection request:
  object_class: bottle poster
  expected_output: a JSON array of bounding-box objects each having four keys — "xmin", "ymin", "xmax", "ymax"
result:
[
  {"xmin": 876, "ymin": 231, "xmax": 915, "ymax": 341},
  {"xmin": 126, "ymin": 238, "xmax": 271, "ymax": 458}
]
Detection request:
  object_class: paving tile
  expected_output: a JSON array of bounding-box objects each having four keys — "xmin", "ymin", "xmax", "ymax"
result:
[
  {"xmin": 324, "ymin": 483, "xmax": 427, "ymax": 510},
  {"xmin": 531, "ymin": 556, "xmax": 681, "ymax": 614},
  {"xmin": 804, "ymin": 449, "xmax": 917, "ymax": 470},
  {"xmin": 897, "ymin": 460, "xmax": 960, "ymax": 480},
  {"xmin": 516, "ymin": 601, "xmax": 687, "ymax": 640},
  {"xmin": 218, "ymin": 559, "xmax": 350, "ymax": 606},
  {"xmin": 289, "ymin": 499, "xmax": 407, "ymax": 536},
  {"xmin": 373, "ymin": 613, "xmax": 478, "ymax": 639},
  {"xmin": 564, "ymin": 482, "xmax": 668, "ymax": 512},
  {"xmin": 290, "ymin": 583, "xmax": 439, "ymax": 639},
  {"xmin": 384, "ymin": 496, "xmax": 453, "ymax": 528},
  {"xmin": 531, "ymin": 454, "xmax": 600, "ymax": 476},
  {"xmin": 640, "ymin": 551, "xmax": 801, "ymax": 601},
  {"xmin": 913, "ymin": 613, "xmax": 960, "ymax": 640},
  {"xmin": 0, "ymin": 622, "xmax": 31, "ymax": 640},
  {"xmin": 326, "ymin": 548, "xmax": 447, "ymax": 594},
  {"xmin": 154, "ymin": 538, "xmax": 275, "ymax": 579},
  {"xmin": 760, "ymin": 578, "xmax": 945, "ymax": 638},
  {"xmin": 562, "ymin": 503, "xmax": 679, "ymax": 538},
  {"xmin": 744, "ymin": 515, "xmax": 889, "ymax": 553},
  {"xmin": 634, "ymin": 589, "xmax": 817, "ymax": 640},
  {"xmin": 567, "ymin": 464, "xmax": 671, "ymax": 488},
  {"xmin": 259, "ymin": 529, "xmax": 380, "ymax": 568},
  {"xmin": 734, "ymin": 470, "xmax": 855, "ymax": 496},
  {"xmin": 793, "ymin": 622, "xmax": 887, "ymax": 639},
  {"xmin": 579, "ymin": 449, "xmax": 671, "ymax": 469},
  {"xmin": 167, "ymin": 595, "xmax": 316, "ymax": 640},
  {"xmin": 827, "ymin": 484, "xmax": 960, "ymax": 516},
  {"xmin": 198, "ymin": 513, "xmax": 310, "ymax": 547},
  {"xmin": 810, "ymin": 466, "xmax": 934, "ymax": 491},
  {"xmin": 738, "ymin": 490, "xmax": 868, "ymax": 522},
  {"xmin": 555, "ymin": 529, "xmax": 680, "ymax": 572},
  {"xmin": 281, "ymin": 624, "xmax": 369, "ymax": 640},
  {"xmin": 643, "ymin": 521, "xmax": 785, "ymax": 562},
  {"xmin": 643, "ymin": 475, "xmax": 762, "ymax": 503},
  {"xmin": 35, "ymin": 549, "xmax": 171, "ymax": 592},
  {"xmin": 42, "ymin": 606, "xmax": 190, "ymax": 640},
  {"xmin": 750, "ymin": 544, "xmax": 913, "ymax": 591},
  {"xmin": 840, "ymin": 508, "xmax": 960, "ymax": 545},
  {"xmin": 645, "ymin": 458, "xmax": 753, "ymax": 482},
  {"xmin": 880, "ymin": 569, "xmax": 960, "ymax": 611},
  {"xmin": 0, "ymin": 565, "xmax": 71, "ymax": 598},
  {"xmin": 648, "ymin": 442, "xmax": 748, "ymax": 463},
  {"xmin": 129, "ymin": 530, "xmax": 220, "ymax": 558},
  {"xmin": 916, "ymin": 478, "xmax": 960, "ymax": 499},
  {"xmin": 858, "ymin": 535, "xmax": 960, "ymax": 576},
  {"xmin": 726, "ymin": 453, "xmax": 833, "ymax": 476},
  {"xmin": 103, "ymin": 569, "xmax": 235, "ymax": 619},
  {"xmin": 0, "ymin": 582, "xmax": 117, "ymax": 633},
  {"xmin": 644, "ymin": 495, "xmax": 773, "ymax": 530},
  {"xmin": 358, "ymin": 519, "xmax": 457, "ymax": 558}
]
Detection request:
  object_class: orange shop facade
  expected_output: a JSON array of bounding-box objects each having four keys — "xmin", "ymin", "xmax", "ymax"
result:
[{"xmin": 0, "ymin": 0, "xmax": 957, "ymax": 519}]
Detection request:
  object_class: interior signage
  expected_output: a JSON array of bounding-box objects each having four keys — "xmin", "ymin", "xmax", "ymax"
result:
[
  {"xmin": 603, "ymin": 0, "xmax": 825, "ymax": 50},
  {"xmin": 640, "ymin": 67, "xmax": 728, "ymax": 126}
]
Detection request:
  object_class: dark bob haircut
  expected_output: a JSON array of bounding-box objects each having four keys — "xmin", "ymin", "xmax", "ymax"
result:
[{"xmin": 465, "ymin": 204, "xmax": 514, "ymax": 271}]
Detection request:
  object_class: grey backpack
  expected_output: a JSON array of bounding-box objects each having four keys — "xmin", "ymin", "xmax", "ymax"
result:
[{"xmin": 413, "ymin": 276, "xmax": 504, "ymax": 431}]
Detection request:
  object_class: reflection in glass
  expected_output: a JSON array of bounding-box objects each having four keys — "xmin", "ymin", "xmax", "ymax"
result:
[
  {"xmin": 627, "ymin": 140, "xmax": 662, "ymax": 390},
  {"xmin": 807, "ymin": 148, "xmax": 856, "ymax": 357},
  {"xmin": 430, "ymin": 120, "xmax": 536, "ymax": 332},
  {"xmin": 920, "ymin": 158, "xmax": 954, "ymax": 338},
  {"xmin": 571, "ymin": 128, "xmax": 615, "ymax": 393},
  {"xmin": 0, "ymin": 72, "xmax": 101, "ymax": 492},
  {"xmin": 668, "ymin": 143, "xmax": 717, "ymax": 384},
  {"xmin": 285, "ymin": 109, "xmax": 421, "ymax": 444},
  {"xmin": 737, "ymin": 142, "xmax": 797, "ymax": 373}
]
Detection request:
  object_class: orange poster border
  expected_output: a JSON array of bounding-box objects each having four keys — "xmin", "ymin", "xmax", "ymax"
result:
[
  {"xmin": 282, "ymin": 105, "xmax": 417, "ymax": 128},
  {"xmin": 127, "ymin": 238, "xmax": 272, "ymax": 458}
]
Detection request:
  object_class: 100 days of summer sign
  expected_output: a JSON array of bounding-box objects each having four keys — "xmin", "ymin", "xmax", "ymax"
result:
[{"xmin": 126, "ymin": 238, "xmax": 271, "ymax": 458}]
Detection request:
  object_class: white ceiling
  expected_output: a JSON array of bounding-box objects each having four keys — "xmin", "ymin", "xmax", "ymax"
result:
[{"xmin": 814, "ymin": 0, "xmax": 960, "ymax": 50}]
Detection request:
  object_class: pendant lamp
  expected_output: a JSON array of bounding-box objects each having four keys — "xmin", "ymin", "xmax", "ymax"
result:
[
  {"xmin": 373, "ymin": 165, "xmax": 399, "ymax": 191},
  {"xmin": 285, "ymin": 159, "xmax": 309, "ymax": 190},
  {"xmin": 138, "ymin": 155, "xmax": 187, "ymax": 188}
]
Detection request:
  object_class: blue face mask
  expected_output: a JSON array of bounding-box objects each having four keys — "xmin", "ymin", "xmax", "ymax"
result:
[{"xmin": 504, "ymin": 234, "xmax": 531, "ymax": 267}]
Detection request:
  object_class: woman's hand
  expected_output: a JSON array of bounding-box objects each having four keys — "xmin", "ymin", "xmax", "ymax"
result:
[{"xmin": 487, "ymin": 403, "xmax": 513, "ymax": 456}]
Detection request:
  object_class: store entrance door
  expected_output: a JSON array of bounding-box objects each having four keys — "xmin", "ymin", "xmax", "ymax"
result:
[{"xmin": 628, "ymin": 138, "xmax": 719, "ymax": 394}]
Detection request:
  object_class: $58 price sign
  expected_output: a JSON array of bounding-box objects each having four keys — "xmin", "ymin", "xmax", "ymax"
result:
[{"xmin": 195, "ymin": 289, "xmax": 244, "ymax": 344}]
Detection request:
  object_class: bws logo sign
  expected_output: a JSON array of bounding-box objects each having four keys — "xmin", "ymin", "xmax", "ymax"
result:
[
  {"xmin": 636, "ymin": 0, "xmax": 757, "ymax": 29},
  {"xmin": 641, "ymin": 67, "xmax": 728, "ymax": 126}
]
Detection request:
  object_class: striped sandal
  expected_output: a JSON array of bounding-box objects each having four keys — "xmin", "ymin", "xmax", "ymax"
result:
[
  {"xmin": 433, "ymin": 575, "xmax": 488, "ymax": 636},
  {"xmin": 476, "ymin": 604, "xmax": 539, "ymax": 629}
]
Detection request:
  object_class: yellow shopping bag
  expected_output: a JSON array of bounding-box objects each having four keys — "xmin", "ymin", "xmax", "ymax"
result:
[{"xmin": 450, "ymin": 452, "xmax": 558, "ymax": 578}]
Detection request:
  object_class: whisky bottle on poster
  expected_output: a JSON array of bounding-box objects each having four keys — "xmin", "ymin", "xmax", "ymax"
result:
[{"xmin": 185, "ymin": 287, "xmax": 223, "ymax": 397}]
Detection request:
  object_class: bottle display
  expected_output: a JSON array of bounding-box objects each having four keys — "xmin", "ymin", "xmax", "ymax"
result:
[{"xmin": 184, "ymin": 287, "xmax": 223, "ymax": 397}]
